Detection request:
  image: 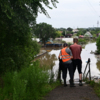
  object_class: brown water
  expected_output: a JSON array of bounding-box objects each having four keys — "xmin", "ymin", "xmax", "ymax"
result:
[{"xmin": 35, "ymin": 42, "xmax": 100, "ymax": 81}]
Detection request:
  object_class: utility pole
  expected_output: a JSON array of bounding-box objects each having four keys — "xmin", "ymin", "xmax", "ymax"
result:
[
  {"xmin": 97, "ymin": 21, "xmax": 99, "ymax": 27},
  {"xmin": 65, "ymin": 31, "xmax": 66, "ymax": 35}
]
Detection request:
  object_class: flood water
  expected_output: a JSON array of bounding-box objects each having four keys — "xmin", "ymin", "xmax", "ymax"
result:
[{"xmin": 36, "ymin": 42, "xmax": 100, "ymax": 81}]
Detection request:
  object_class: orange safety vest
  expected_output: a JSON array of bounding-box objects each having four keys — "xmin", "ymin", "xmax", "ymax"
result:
[{"xmin": 61, "ymin": 47, "xmax": 72, "ymax": 62}]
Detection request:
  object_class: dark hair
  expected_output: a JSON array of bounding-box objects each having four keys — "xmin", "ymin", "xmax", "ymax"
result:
[
  {"xmin": 63, "ymin": 43, "xmax": 68, "ymax": 47},
  {"xmin": 73, "ymin": 38, "xmax": 78, "ymax": 43}
]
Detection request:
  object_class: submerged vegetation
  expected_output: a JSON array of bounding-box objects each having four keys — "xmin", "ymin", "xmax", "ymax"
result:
[{"xmin": 78, "ymin": 38, "xmax": 96, "ymax": 44}]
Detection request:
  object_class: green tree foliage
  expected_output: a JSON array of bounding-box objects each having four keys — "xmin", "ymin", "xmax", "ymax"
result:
[
  {"xmin": 66, "ymin": 27, "xmax": 73, "ymax": 35},
  {"xmin": 67, "ymin": 27, "xmax": 73, "ymax": 32},
  {"xmin": 55, "ymin": 31, "xmax": 62, "ymax": 38},
  {"xmin": 0, "ymin": 0, "xmax": 58, "ymax": 74},
  {"xmin": 56, "ymin": 28, "xmax": 68, "ymax": 36},
  {"xmin": 90, "ymin": 29, "xmax": 100, "ymax": 37},
  {"xmin": 76, "ymin": 29, "xmax": 86, "ymax": 36},
  {"xmin": 96, "ymin": 36, "xmax": 100, "ymax": 54},
  {"xmin": 33, "ymin": 23, "xmax": 57, "ymax": 45}
]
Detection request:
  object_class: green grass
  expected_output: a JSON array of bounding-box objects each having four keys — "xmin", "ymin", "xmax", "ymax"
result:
[
  {"xmin": 90, "ymin": 81, "xmax": 100, "ymax": 98},
  {"xmin": 0, "ymin": 61, "xmax": 60, "ymax": 100},
  {"xmin": 85, "ymin": 80, "xmax": 100, "ymax": 98}
]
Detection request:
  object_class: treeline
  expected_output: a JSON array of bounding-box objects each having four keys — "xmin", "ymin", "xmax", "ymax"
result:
[{"xmin": 56, "ymin": 27, "xmax": 100, "ymax": 37}]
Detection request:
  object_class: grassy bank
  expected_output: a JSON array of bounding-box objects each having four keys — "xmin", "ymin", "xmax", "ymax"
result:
[
  {"xmin": 0, "ymin": 61, "xmax": 60, "ymax": 100},
  {"xmin": 86, "ymin": 80, "xmax": 100, "ymax": 98}
]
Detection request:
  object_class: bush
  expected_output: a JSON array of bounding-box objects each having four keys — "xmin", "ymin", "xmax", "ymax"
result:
[
  {"xmin": 0, "ymin": 35, "xmax": 40, "ymax": 75},
  {"xmin": 67, "ymin": 42, "xmax": 72, "ymax": 47},
  {"xmin": 0, "ymin": 61, "xmax": 49, "ymax": 100},
  {"xmin": 96, "ymin": 36, "xmax": 100, "ymax": 54},
  {"xmin": 78, "ymin": 39, "xmax": 86, "ymax": 44}
]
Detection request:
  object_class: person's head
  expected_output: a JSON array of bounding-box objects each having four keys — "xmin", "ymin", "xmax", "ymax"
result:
[
  {"xmin": 73, "ymin": 38, "xmax": 78, "ymax": 43},
  {"xmin": 63, "ymin": 43, "xmax": 68, "ymax": 47}
]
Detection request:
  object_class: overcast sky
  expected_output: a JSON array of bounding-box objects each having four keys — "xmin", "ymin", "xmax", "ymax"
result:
[{"xmin": 36, "ymin": 0, "xmax": 100, "ymax": 29}]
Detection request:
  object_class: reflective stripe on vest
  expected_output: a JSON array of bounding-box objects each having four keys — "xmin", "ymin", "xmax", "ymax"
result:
[{"xmin": 61, "ymin": 47, "xmax": 71, "ymax": 62}]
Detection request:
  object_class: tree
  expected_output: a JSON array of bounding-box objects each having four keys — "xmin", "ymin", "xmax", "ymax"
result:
[
  {"xmin": 76, "ymin": 29, "xmax": 86, "ymax": 36},
  {"xmin": 66, "ymin": 27, "xmax": 73, "ymax": 35},
  {"xmin": 33, "ymin": 23, "xmax": 57, "ymax": 45},
  {"xmin": 56, "ymin": 31, "xmax": 62, "ymax": 37},
  {"xmin": 67, "ymin": 27, "xmax": 73, "ymax": 32},
  {"xmin": 90, "ymin": 28, "xmax": 100, "ymax": 36},
  {"xmin": 0, "ymin": 0, "xmax": 58, "ymax": 74},
  {"xmin": 96, "ymin": 36, "xmax": 100, "ymax": 54}
]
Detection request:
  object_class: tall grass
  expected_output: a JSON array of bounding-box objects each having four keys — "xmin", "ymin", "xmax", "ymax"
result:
[{"xmin": 0, "ymin": 61, "xmax": 51, "ymax": 100}]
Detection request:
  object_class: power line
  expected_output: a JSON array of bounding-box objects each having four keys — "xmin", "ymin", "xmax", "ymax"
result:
[{"xmin": 85, "ymin": 0, "xmax": 99, "ymax": 17}]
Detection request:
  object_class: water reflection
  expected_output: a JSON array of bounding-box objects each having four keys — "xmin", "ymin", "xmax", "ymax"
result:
[
  {"xmin": 81, "ymin": 42, "xmax": 100, "ymax": 79},
  {"xmin": 35, "ymin": 53, "xmax": 57, "ymax": 70}
]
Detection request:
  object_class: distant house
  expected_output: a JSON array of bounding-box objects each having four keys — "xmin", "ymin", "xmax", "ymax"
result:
[
  {"xmin": 65, "ymin": 34, "xmax": 72, "ymax": 38},
  {"xmin": 73, "ymin": 36, "xmax": 78, "ymax": 38},
  {"xmin": 46, "ymin": 40, "xmax": 53, "ymax": 44},
  {"xmin": 84, "ymin": 31, "xmax": 92, "ymax": 37},
  {"xmin": 39, "ymin": 38, "xmax": 53, "ymax": 44},
  {"xmin": 72, "ymin": 29, "xmax": 79, "ymax": 33},
  {"xmin": 79, "ymin": 35, "xmax": 84, "ymax": 38},
  {"xmin": 97, "ymin": 33, "xmax": 100, "ymax": 37}
]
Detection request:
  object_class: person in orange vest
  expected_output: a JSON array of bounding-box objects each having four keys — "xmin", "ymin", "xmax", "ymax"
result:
[
  {"xmin": 58, "ymin": 43, "xmax": 75, "ymax": 87},
  {"xmin": 70, "ymin": 38, "xmax": 83, "ymax": 86}
]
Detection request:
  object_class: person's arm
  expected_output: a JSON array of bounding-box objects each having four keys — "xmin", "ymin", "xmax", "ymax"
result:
[
  {"xmin": 58, "ymin": 53, "xmax": 61, "ymax": 59},
  {"xmin": 58, "ymin": 51, "xmax": 61, "ymax": 59},
  {"xmin": 70, "ymin": 55, "xmax": 73, "ymax": 59},
  {"xmin": 69, "ymin": 49, "xmax": 73, "ymax": 59}
]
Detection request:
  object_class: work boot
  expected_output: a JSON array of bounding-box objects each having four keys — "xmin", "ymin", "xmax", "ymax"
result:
[
  {"xmin": 64, "ymin": 79, "xmax": 67, "ymax": 87},
  {"xmin": 79, "ymin": 80, "xmax": 83, "ymax": 86},
  {"xmin": 70, "ymin": 80, "xmax": 75, "ymax": 87}
]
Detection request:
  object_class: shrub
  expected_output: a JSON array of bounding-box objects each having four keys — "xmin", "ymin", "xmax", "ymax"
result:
[
  {"xmin": 96, "ymin": 36, "xmax": 100, "ymax": 54},
  {"xmin": 0, "ymin": 61, "xmax": 49, "ymax": 100},
  {"xmin": 78, "ymin": 39, "xmax": 86, "ymax": 44},
  {"xmin": 89, "ymin": 80, "xmax": 95, "ymax": 87}
]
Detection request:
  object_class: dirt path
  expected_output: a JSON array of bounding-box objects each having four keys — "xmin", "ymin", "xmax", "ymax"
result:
[{"xmin": 44, "ymin": 83, "xmax": 100, "ymax": 100}]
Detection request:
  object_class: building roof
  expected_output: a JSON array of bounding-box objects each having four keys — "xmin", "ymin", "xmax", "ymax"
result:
[
  {"xmin": 84, "ymin": 31, "xmax": 92, "ymax": 37},
  {"xmin": 79, "ymin": 35, "xmax": 84, "ymax": 37},
  {"xmin": 72, "ymin": 29, "xmax": 79, "ymax": 33},
  {"xmin": 84, "ymin": 32, "xmax": 91, "ymax": 35},
  {"xmin": 46, "ymin": 40, "xmax": 53, "ymax": 44}
]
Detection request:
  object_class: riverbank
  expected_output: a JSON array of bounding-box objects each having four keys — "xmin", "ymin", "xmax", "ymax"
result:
[{"xmin": 36, "ymin": 50, "xmax": 47, "ymax": 57}]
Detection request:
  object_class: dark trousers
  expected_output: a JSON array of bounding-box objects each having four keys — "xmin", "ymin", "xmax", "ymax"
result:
[
  {"xmin": 62, "ymin": 63, "xmax": 73, "ymax": 81},
  {"xmin": 72, "ymin": 59, "xmax": 82, "ymax": 74}
]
